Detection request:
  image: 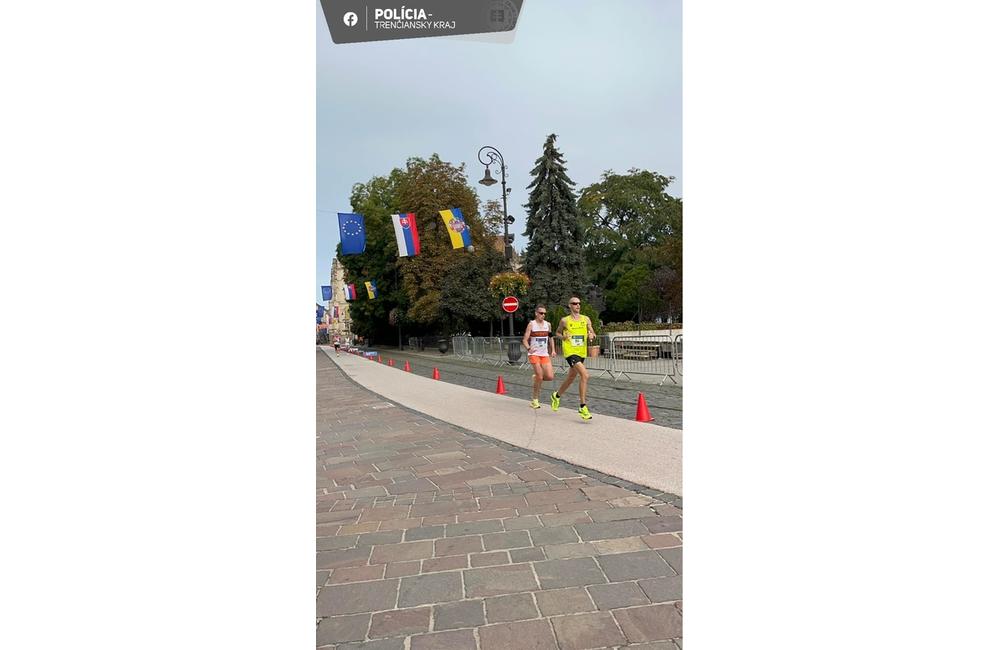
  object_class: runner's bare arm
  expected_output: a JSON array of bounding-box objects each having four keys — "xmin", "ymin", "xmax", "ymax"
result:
[
  {"xmin": 522, "ymin": 322, "xmax": 533, "ymax": 350},
  {"xmin": 586, "ymin": 316, "xmax": 597, "ymax": 341},
  {"xmin": 554, "ymin": 317, "xmax": 566, "ymax": 341}
]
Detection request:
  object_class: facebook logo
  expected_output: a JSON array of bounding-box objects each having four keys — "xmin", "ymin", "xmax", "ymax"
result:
[{"xmin": 343, "ymin": 11, "xmax": 358, "ymax": 27}]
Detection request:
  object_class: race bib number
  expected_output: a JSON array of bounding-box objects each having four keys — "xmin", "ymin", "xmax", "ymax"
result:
[{"xmin": 571, "ymin": 335, "xmax": 585, "ymax": 347}]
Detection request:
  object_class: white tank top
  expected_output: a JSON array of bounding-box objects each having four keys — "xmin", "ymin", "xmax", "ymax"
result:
[{"xmin": 528, "ymin": 320, "xmax": 551, "ymax": 356}]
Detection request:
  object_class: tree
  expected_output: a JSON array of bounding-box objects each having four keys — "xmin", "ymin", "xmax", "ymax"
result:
[
  {"xmin": 577, "ymin": 168, "xmax": 682, "ymax": 322},
  {"xmin": 522, "ymin": 134, "xmax": 587, "ymax": 308},
  {"xmin": 394, "ymin": 155, "xmax": 503, "ymax": 332}
]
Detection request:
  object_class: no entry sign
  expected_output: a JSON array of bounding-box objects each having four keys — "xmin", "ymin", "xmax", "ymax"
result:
[{"xmin": 502, "ymin": 296, "xmax": 519, "ymax": 313}]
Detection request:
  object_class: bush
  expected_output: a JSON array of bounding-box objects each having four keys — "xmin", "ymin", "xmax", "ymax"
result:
[{"xmin": 602, "ymin": 321, "xmax": 682, "ymax": 333}]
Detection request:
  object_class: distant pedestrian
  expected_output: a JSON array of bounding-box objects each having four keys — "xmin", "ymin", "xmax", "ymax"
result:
[
  {"xmin": 552, "ymin": 296, "xmax": 597, "ymax": 420},
  {"xmin": 333, "ymin": 334, "xmax": 341, "ymax": 356},
  {"xmin": 522, "ymin": 304, "xmax": 555, "ymax": 409}
]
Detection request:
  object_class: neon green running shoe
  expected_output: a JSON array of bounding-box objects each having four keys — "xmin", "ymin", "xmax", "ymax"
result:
[
  {"xmin": 579, "ymin": 405, "xmax": 592, "ymax": 420},
  {"xmin": 530, "ymin": 399, "xmax": 540, "ymax": 409},
  {"xmin": 551, "ymin": 392, "xmax": 560, "ymax": 411}
]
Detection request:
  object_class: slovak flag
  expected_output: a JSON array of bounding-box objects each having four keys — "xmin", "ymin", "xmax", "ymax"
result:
[
  {"xmin": 392, "ymin": 212, "xmax": 421, "ymax": 257},
  {"xmin": 344, "ymin": 284, "xmax": 357, "ymax": 301}
]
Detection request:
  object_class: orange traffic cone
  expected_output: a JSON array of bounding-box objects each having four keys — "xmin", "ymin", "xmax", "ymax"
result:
[
  {"xmin": 388, "ymin": 359, "xmax": 395, "ymax": 367},
  {"xmin": 378, "ymin": 355, "xmax": 382, "ymax": 363},
  {"xmin": 635, "ymin": 393, "xmax": 655, "ymax": 422},
  {"xmin": 432, "ymin": 367, "xmax": 440, "ymax": 380},
  {"xmin": 495, "ymin": 376, "xmax": 506, "ymax": 394},
  {"xmin": 403, "ymin": 360, "xmax": 411, "ymax": 372}
]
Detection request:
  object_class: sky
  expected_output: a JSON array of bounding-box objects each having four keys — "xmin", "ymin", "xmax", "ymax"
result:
[{"xmin": 316, "ymin": 0, "xmax": 682, "ymax": 304}]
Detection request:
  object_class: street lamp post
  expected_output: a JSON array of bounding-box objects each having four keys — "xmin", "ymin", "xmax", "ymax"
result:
[{"xmin": 478, "ymin": 145, "xmax": 516, "ymax": 336}]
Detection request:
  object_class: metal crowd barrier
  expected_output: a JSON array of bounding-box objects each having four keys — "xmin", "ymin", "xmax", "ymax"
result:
[{"xmin": 449, "ymin": 333, "xmax": 682, "ymax": 384}]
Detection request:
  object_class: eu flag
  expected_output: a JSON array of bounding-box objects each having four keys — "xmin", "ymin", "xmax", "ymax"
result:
[
  {"xmin": 338, "ymin": 213, "xmax": 366, "ymax": 255},
  {"xmin": 321, "ymin": 285, "xmax": 333, "ymax": 301}
]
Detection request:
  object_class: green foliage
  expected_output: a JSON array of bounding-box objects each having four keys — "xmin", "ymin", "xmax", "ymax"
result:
[
  {"xmin": 337, "ymin": 154, "xmax": 505, "ymax": 340},
  {"xmin": 577, "ymin": 168, "xmax": 682, "ymax": 322},
  {"xmin": 603, "ymin": 321, "xmax": 682, "ymax": 332},
  {"xmin": 522, "ymin": 134, "xmax": 587, "ymax": 309}
]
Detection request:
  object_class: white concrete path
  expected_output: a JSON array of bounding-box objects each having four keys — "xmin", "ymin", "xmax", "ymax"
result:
[{"xmin": 322, "ymin": 348, "xmax": 682, "ymax": 496}]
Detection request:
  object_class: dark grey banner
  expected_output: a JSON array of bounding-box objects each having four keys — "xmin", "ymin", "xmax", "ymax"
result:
[{"xmin": 320, "ymin": 0, "xmax": 525, "ymax": 44}]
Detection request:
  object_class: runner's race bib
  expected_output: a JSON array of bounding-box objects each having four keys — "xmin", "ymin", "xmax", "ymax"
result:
[{"xmin": 571, "ymin": 335, "xmax": 585, "ymax": 347}]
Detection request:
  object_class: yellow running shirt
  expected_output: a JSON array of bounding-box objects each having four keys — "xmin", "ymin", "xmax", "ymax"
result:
[{"xmin": 561, "ymin": 316, "xmax": 590, "ymax": 358}]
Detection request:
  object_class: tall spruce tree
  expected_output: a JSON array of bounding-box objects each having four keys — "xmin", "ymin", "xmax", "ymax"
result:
[{"xmin": 522, "ymin": 134, "xmax": 586, "ymax": 308}]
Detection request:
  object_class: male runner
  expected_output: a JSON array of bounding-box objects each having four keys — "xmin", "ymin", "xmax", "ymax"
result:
[
  {"xmin": 552, "ymin": 296, "xmax": 597, "ymax": 420},
  {"xmin": 522, "ymin": 304, "xmax": 555, "ymax": 409}
]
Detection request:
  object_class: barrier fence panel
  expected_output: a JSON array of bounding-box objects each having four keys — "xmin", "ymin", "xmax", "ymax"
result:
[
  {"xmin": 499, "ymin": 336, "xmax": 529, "ymax": 368},
  {"xmin": 673, "ymin": 335, "xmax": 683, "ymax": 376},
  {"xmin": 610, "ymin": 335, "xmax": 679, "ymax": 385},
  {"xmin": 451, "ymin": 336, "xmax": 473, "ymax": 360}
]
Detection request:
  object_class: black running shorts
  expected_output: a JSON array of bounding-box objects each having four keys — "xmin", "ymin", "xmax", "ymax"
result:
[{"xmin": 566, "ymin": 354, "xmax": 585, "ymax": 367}]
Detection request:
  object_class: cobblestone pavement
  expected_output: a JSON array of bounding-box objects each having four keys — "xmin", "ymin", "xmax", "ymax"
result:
[
  {"xmin": 318, "ymin": 351, "xmax": 682, "ymax": 649},
  {"xmin": 350, "ymin": 347, "xmax": 683, "ymax": 430}
]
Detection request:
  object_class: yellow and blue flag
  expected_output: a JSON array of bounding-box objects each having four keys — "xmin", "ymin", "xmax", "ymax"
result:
[
  {"xmin": 365, "ymin": 280, "xmax": 377, "ymax": 299},
  {"xmin": 439, "ymin": 208, "xmax": 473, "ymax": 249}
]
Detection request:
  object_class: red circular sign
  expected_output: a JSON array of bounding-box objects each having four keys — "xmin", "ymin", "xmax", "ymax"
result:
[{"xmin": 502, "ymin": 296, "xmax": 519, "ymax": 313}]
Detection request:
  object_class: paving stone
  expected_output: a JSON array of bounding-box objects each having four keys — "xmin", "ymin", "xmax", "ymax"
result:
[
  {"xmin": 398, "ymin": 571, "xmax": 464, "ymax": 607},
  {"xmin": 433, "ymin": 599, "xmax": 486, "ymax": 630},
  {"xmin": 479, "ymin": 495, "xmax": 529, "ymax": 510},
  {"xmin": 316, "ymin": 613, "xmax": 371, "ymax": 645},
  {"xmin": 540, "ymin": 512, "xmax": 591, "ymax": 527},
  {"xmin": 541, "ymin": 542, "xmax": 599, "ymax": 559},
  {"xmin": 556, "ymin": 500, "xmax": 610, "ymax": 513},
  {"xmin": 638, "ymin": 575, "xmax": 683, "ymax": 602},
  {"xmin": 317, "ymin": 570, "xmax": 330, "ymax": 588},
  {"xmin": 502, "ymin": 516, "xmax": 542, "ymax": 530},
  {"xmin": 533, "ymin": 557, "xmax": 608, "ymax": 589},
  {"xmin": 609, "ymin": 495, "xmax": 655, "ymax": 507},
  {"xmin": 575, "ymin": 519, "xmax": 649, "ymax": 541},
  {"xmin": 318, "ymin": 509, "xmax": 363, "ymax": 525},
  {"xmin": 485, "ymin": 593, "xmax": 538, "ymax": 623},
  {"xmin": 384, "ymin": 560, "xmax": 421, "ymax": 578},
  {"xmin": 317, "ymin": 547, "xmax": 372, "ymax": 570},
  {"xmin": 588, "ymin": 581, "xmax": 651, "ymax": 609},
  {"xmin": 457, "ymin": 508, "xmax": 517, "ymax": 522},
  {"xmin": 534, "ymin": 587, "xmax": 595, "ymax": 616},
  {"xmin": 358, "ymin": 531, "xmax": 405, "ymax": 547},
  {"xmin": 658, "ymin": 547, "xmax": 682, "ymax": 574},
  {"xmin": 422, "ymin": 555, "xmax": 468, "ymax": 572},
  {"xmin": 588, "ymin": 506, "xmax": 658, "ymax": 522},
  {"xmin": 409, "ymin": 629, "xmax": 477, "ymax": 650},
  {"xmin": 368, "ymin": 606, "xmax": 431, "ymax": 638},
  {"xmin": 509, "ymin": 547, "xmax": 546, "ymax": 563},
  {"xmin": 641, "ymin": 516, "xmax": 683, "ymax": 534},
  {"xmin": 643, "ymin": 533, "xmax": 682, "ymax": 549},
  {"xmin": 403, "ymin": 525, "xmax": 446, "ymax": 541},
  {"xmin": 591, "ymin": 536, "xmax": 649, "ymax": 555},
  {"xmin": 317, "ymin": 535, "xmax": 360, "ymax": 550},
  {"xmin": 470, "ymin": 551, "xmax": 510, "ymax": 567},
  {"xmin": 528, "ymin": 525, "xmax": 579, "ymax": 546},
  {"xmin": 410, "ymin": 500, "xmax": 479, "ymax": 518},
  {"xmin": 337, "ymin": 522, "xmax": 382, "ymax": 535},
  {"xmin": 358, "ymin": 506, "xmax": 410, "ymax": 523},
  {"xmin": 613, "ymin": 603, "xmax": 683, "ymax": 643},
  {"xmin": 524, "ymin": 489, "xmax": 585, "ymax": 506},
  {"xmin": 478, "ymin": 619, "xmax": 558, "ymax": 650},
  {"xmin": 627, "ymin": 642, "xmax": 678, "ymax": 650},
  {"xmin": 464, "ymin": 564, "xmax": 539, "ymax": 597},
  {"xmin": 434, "ymin": 535, "xmax": 483, "ymax": 556},
  {"xmin": 550, "ymin": 611, "xmax": 627, "ymax": 650},
  {"xmin": 385, "ymin": 478, "xmax": 439, "ymax": 494},
  {"xmin": 483, "ymin": 530, "xmax": 532, "ymax": 551},
  {"xmin": 332, "ymin": 637, "xmax": 405, "ymax": 650},
  {"xmin": 581, "ymin": 485, "xmax": 637, "ymax": 501},
  {"xmin": 370, "ymin": 540, "xmax": 434, "ymax": 564},
  {"xmin": 378, "ymin": 517, "xmax": 423, "ymax": 531},
  {"xmin": 596, "ymin": 550, "xmax": 674, "ymax": 581},
  {"xmin": 445, "ymin": 519, "xmax": 505, "ymax": 537},
  {"xmin": 316, "ymin": 579, "xmax": 398, "ymax": 616},
  {"xmin": 329, "ymin": 564, "xmax": 386, "ymax": 584}
]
